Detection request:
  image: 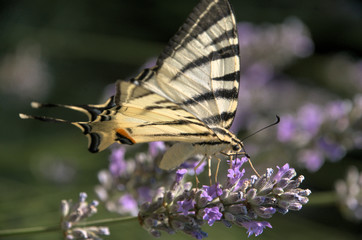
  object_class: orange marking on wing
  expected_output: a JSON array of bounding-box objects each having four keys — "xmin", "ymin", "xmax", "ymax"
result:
[{"xmin": 116, "ymin": 128, "xmax": 136, "ymax": 144}]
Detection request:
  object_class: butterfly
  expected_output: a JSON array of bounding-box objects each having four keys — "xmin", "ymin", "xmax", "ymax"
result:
[{"xmin": 20, "ymin": 0, "xmax": 246, "ymax": 172}]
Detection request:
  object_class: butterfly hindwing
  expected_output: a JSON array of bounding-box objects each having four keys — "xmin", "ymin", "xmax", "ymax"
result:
[{"xmin": 83, "ymin": 81, "xmax": 220, "ymax": 152}]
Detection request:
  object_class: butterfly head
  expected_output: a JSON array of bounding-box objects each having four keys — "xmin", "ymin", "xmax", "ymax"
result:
[{"xmin": 230, "ymin": 137, "xmax": 245, "ymax": 155}]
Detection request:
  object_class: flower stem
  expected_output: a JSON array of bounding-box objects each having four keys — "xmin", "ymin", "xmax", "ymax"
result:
[
  {"xmin": 307, "ymin": 191, "xmax": 336, "ymax": 206},
  {"xmin": 75, "ymin": 216, "xmax": 138, "ymax": 226},
  {"xmin": 0, "ymin": 225, "xmax": 60, "ymax": 237},
  {"xmin": 0, "ymin": 216, "xmax": 138, "ymax": 238}
]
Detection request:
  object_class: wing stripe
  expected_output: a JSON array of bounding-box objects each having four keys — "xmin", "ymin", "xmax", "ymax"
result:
[
  {"xmin": 193, "ymin": 141, "xmax": 228, "ymax": 146},
  {"xmin": 132, "ymin": 68, "xmax": 155, "ymax": 83},
  {"xmin": 159, "ymin": 0, "xmax": 233, "ymax": 64},
  {"xmin": 151, "ymin": 132, "xmax": 213, "ymax": 137},
  {"xmin": 172, "ymin": 44, "xmax": 239, "ymax": 80},
  {"xmin": 144, "ymin": 105, "xmax": 182, "ymax": 111},
  {"xmin": 201, "ymin": 111, "xmax": 236, "ymax": 125},
  {"xmin": 181, "ymin": 87, "xmax": 238, "ymax": 105},
  {"xmin": 209, "ymin": 29, "xmax": 237, "ymax": 46},
  {"xmin": 212, "ymin": 71, "xmax": 240, "ymax": 81},
  {"xmin": 137, "ymin": 119, "xmax": 206, "ymax": 128}
]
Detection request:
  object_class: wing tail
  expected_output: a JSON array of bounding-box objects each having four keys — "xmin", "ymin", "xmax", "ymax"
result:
[
  {"xmin": 19, "ymin": 97, "xmax": 116, "ymax": 153},
  {"xmin": 27, "ymin": 97, "xmax": 115, "ymax": 121}
]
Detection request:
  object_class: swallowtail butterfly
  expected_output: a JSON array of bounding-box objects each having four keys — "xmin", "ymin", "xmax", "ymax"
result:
[{"xmin": 20, "ymin": 0, "xmax": 245, "ymax": 170}]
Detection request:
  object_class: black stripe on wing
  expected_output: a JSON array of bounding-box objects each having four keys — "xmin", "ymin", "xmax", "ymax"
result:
[
  {"xmin": 181, "ymin": 87, "xmax": 238, "ymax": 105},
  {"xmin": 210, "ymin": 29, "xmax": 238, "ymax": 46},
  {"xmin": 151, "ymin": 132, "xmax": 214, "ymax": 137},
  {"xmin": 157, "ymin": 0, "xmax": 235, "ymax": 66},
  {"xmin": 201, "ymin": 111, "xmax": 236, "ymax": 125},
  {"xmin": 172, "ymin": 44, "xmax": 239, "ymax": 81},
  {"xmin": 137, "ymin": 119, "xmax": 206, "ymax": 128},
  {"xmin": 212, "ymin": 71, "xmax": 240, "ymax": 82}
]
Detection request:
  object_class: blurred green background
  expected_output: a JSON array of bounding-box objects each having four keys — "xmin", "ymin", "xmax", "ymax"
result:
[{"xmin": 0, "ymin": 0, "xmax": 361, "ymax": 239}]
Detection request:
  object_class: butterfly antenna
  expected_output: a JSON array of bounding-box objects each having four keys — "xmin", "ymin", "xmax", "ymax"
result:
[{"xmin": 241, "ymin": 115, "xmax": 280, "ymax": 141}]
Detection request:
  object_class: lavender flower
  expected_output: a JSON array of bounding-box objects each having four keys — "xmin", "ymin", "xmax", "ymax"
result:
[
  {"xmin": 138, "ymin": 159, "xmax": 310, "ymax": 239},
  {"xmin": 241, "ymin": 221, "xmax": 272, "ymax": 237},
  {"xmin": 149, "ymin": 141, "xmax": 166, "ymax": 158},
  {"xmin": 180, "ymin": 156, "xmax": 207, "ymax": 176},
  {"xmin": 227, "ymin": 18, "xmax": 361, "ymax": 172},
  {"xmin": 202, "ymin": 206, "xmax": 223, "ymax": 226},
  {"xmin": 275, "ymin": 96, "xmax": 361, "ymax": 171},
  {"xmin": 109, "ymin": 146, "xmax": 127, "ymax": 177},
  {"xmin": 178, "ymin": 198, "xmax": 196, "ymax": 216},
  {"xmin": 95, "ymin": 143, "xmax": 206, "ymax": 216},
  {"xmin": 61, "ymin": 192, "xmax": 110, "ymax": 240}
]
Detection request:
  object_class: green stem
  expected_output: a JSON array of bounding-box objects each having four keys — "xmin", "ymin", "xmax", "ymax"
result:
[
  {"xmin": 307, "ymin": 191, "xmax": 337, "ymax": 206},
  {"xmin": 75, "ymin": 216, "xmax": 138, "ymax": 226},
  {"xmin": 0, "ymin": 216, "xmax": 138, "ymax": 238},
  {"xmin": 0, "ymin": 225, "xmax": 60, "ymax": 237}
]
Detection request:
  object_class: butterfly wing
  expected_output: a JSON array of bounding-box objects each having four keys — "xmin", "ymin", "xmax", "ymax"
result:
[
  {"xmin": 81, "ymin": 81, "xmax": 219, "ymax": 153},
  {"xmin": 133, "ymin": 0, "xmax": 240, "ymax": 130}
]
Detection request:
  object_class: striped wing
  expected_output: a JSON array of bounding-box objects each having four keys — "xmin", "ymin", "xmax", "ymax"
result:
[
  {"xmin": 132, "ymin": 0, "xmax": 240, "ymax": 131},
  {"xmin": 84, "ymin": 81, "xmax": 219, "ymax": 152}
]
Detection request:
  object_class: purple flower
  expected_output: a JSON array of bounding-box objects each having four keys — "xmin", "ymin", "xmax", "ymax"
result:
[
  {"xmin": 277, "ymin": 115, "xmax": 296, "ymax": 142},
  {"xmin": 298, "ymin": 149, "xmax": 324, "ymax": 172},
  {"xmin": 326, "ymin": 100, "xmax": 351, "ymax": 120},
  {"xmin": 190, "ymin": 230, "xmax": 208, "ymax": 240},
  {"xmin": 229, "ymin": 157, "xmax": 248, "ymax": 169},
  {"xmin": 243, "ymin": 63, "xmax": 274, "ymax": 86},
  {"xmin": 119, "ymin": 194, "xmax": 138, "ymax": 216},
  {"xmin": 318, "ymin": 137, "xmax": 346, "ymax": 161},
  {"xmin": 227, "ymin": 168, "xmax": 245, "ymax": 186},
  {"xmin": 177, "ymin": 198, "xmax": 196, "ymax": 215},
  {"xmin": 297, "ymin": 104, "xmax": 324, "ymax": 137},
  {"xmin": 202, "ymin": 184, "xmax": 222, "ymax": 199},
  {"xmin": 61, "ymin": 192, "xmax": 110, "ymax": 239},
  {"xmin": 241, "ymin": 221, "xmax": 272, "ymax": 237},
  {"xmin": 139, "ymin": 165, "xmax": 310, "ymax": 239},
  {"xmin": 203, "ymin": 206, "xmax": 223, "ymax": 226},
  {"xmin": 273, "ymin": 163, "xmax": 290, "ymax": 182},
  {"xmin": 109, "ymin": 147, "xmax": 126, "ymax": 177},
  {"xmin": 138, "ymin": 186, "xmax": 152, "ymax": 203},
  {"xmin": 175, "ymin": 169, "xmax": 188, "ymax": 183},
  {"xmin": 200, "ymin": 190, "xmax": 213, "ymax": 202},
  {"xmin": 181, "ymin": 159, "xmax": 207, "ymax": 175},
  {"xmin": 149, "ymin": 141, "xmax": 166, "ymax": 157}
]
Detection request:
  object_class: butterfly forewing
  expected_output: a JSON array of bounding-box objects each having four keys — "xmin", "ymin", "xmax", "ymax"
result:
[{"xmin": 134, "ymin": 0, "xmax": 240, "ymax": 130}]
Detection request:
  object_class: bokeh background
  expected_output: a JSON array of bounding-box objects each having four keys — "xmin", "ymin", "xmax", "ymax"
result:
[{"xmin": 0, "ymin": 0, "xmax": 361, "ymax": 239}]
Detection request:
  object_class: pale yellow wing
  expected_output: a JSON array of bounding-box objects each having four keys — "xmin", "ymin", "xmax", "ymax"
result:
[{"xmin": 74, "ymin": 81, "xmax": 220, "ymax": 153}]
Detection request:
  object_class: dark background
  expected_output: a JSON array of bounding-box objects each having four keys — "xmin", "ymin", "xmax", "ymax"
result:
[{"xmin": 0, "ymin": 0, "xmax": 361, "ymax": 239}]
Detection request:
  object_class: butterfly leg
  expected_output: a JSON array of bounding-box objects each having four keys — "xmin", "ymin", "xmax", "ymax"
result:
[
  {"xmin": 208, "ymin": 156, "xmax": 212, "ymax": 186},
  {"xmin": 214, "ymin": 157, "xmax": 221, "ymax": 183},
  {"xmin": 229, "ymin": 154, "xmax": 233, "ymax": 169},
  {"xmin": 194, "ymin": 155, "xmax": 207, "ymax": 187}
]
